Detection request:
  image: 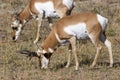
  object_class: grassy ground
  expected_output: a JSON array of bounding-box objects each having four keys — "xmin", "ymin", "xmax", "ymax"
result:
[{"xmin": 0, "ymin": 0, "xmax": 120, "ymax": 80}]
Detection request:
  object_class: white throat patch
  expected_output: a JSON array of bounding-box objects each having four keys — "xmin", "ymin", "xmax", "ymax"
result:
[
  {"xmin": 48, "ymin": 48, "xmax": 54, "ymax": 53},
  {"xmin": 37, "ymin": 49, "xmax": 47, "ymax": 54}
]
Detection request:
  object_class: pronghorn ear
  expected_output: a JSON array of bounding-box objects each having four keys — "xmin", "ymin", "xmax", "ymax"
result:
[
  {"xmin": 13, "ymin": 12, "xmax": 18, "ymax": 16},
  {"xmin": 36, "ymin": 43, "xmax": 43, "ymax": 51},
  {"xmin": 11, "ymin": 12, "xmax": 18, "ymax": 20},
  {"xmin": 36, "ymin": 43, "xmax": 45, "ymax": 55},
  {"xmin": 13, "ymin": 12, "xmax": 19, "ymax": 19}
]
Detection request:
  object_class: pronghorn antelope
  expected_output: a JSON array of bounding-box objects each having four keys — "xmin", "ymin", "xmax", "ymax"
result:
[
  {"xmin": 11, "ymin": 0, "xmax": 75, "ymax": 43},
  {"xmin": 36, "ymin": 12, "xmax": 113, "ymax": 70}
]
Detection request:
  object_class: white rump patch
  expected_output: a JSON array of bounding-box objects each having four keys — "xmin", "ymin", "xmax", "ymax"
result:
[
  {"xmin": 64, "ymin": 23, "xmax": 89, "ymax": 39},
  {"xmin": 35, "ymin": 2, "xmax": 58, "ymax": 18},
  {"xmin": 63, "ymin": 0, "xmax": 74, "ymax": 9},
  {"xmin": 97, "ymin": 14, "xmax": 108, "ymax": 31}
]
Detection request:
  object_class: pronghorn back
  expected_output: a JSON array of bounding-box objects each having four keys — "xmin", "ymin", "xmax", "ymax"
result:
[
  {"xmin": 11, "ymin": 0, "xmax": 75, "ymax": 43},
  {"xmin": 54, "ymin": 13, "xmax": 107, "ymax": 40},
  {"xmin": 30, "ymin": 0, "xmax": 74, "ymax": 17}
]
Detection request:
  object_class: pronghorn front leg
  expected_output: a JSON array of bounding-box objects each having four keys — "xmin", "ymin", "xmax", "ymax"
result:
[
  {"xmin": 90, "ymin": 44, "xmax": 102, "ymax": 68},
  {"xmin": 65, "ymin": 44, "xmax": 72, "ymax": 68},
  {"xmin": 90, "ymin": 34, "xmax": 102, "ymax": 68},
  {"xmin": 69, "ymin": 36, "xmax": 79, "ymax": 70},
  {"xmin": 34, "ymin": 14, "xmax": 43, "ymax": 44},
  {"xmin": 47, "ymin": 17, "xmax": 53, "ymax": 30}
]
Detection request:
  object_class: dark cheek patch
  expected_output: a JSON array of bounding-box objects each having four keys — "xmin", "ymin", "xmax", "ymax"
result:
[{"xmin": 44, "ymin": 53, "xmax": 52, "ymax": 59}]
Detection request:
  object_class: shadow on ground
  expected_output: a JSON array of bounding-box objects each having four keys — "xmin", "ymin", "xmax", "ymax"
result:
[{"xmin": 18, "ymin": 50, "xmax": 39, "ymax": 60}]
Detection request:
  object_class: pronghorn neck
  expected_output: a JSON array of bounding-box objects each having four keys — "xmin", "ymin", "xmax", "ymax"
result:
[
  {"xmin": 18, "ymin": 4, "xmax": 32, "ymax": 24},
  {"xmin": 42, "ymin": 29, "xmax": 59, "ymax": 53}
]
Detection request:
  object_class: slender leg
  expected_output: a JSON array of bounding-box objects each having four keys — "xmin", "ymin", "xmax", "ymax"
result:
[
  {"xmin": 91, "ymin": 44, "xmax": 102, "ymax": 68},
  {"xmin": 47, "ymin": 17, "xmax": 53, "ymax": 30},
  {"xmin": 34, "ymin": 14, "xmax": 43, "ymax": 44},
  {"xmin": 89, "ymin": 34, "xmax": 102, "ymax": 68},
  {"xmin": 65, "ymin": 44, "xmax": 72, "ymax": 68},
  {"xmin": 105, "ymin": 39, "xmax": 113, "ymax": 67},
  {"xmin": 100, "ymin": 34, "xmax": 113, "ymax": 67},
  {"xmin": 69, "ymin": 36, "xmax": 79, "ymax": 70}
]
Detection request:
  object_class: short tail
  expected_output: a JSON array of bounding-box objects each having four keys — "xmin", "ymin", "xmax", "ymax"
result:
[{"xmin": 97, "ymin": 14, "xmax": 108, "ymax": 31}]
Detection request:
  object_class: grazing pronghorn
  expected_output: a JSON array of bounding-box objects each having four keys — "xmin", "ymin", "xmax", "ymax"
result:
[
  {"xmin": 11, "ymin": 0, "xmax": 75, "ymax": 43},
  {"xmin": 36, "ymin": 12, "xmax": 113, "ymax": 70}
]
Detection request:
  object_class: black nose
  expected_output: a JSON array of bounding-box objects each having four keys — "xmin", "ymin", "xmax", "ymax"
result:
[{"xmin": 12, "ymin": 36, "xmax": 15, "ymax": 40}]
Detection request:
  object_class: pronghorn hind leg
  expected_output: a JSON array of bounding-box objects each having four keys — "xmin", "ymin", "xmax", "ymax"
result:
[
  {"xmin": 65, "ymin": 44, "xmax": 72, "ymax": 68},
  {"xmin": 100, "ymin": 33, "xmax": 113, "ymax": 67},
  {"xmin": 89, "ymin": 34, "xmax": 102, "ymax": 68},
  {"xmin": 105, "ymin": 39, "xmax": 113, "ymax": 67},
  {"xmin": 69, "ymin": 36, "xmax": 79, "ymax": 70},
  {"xmin": 90, "ymin": 43, "xmax": 102, "ymax": 68},
  {"xmin": 34, "ymin": 14, "xmax": 43, "ymax": 44}
]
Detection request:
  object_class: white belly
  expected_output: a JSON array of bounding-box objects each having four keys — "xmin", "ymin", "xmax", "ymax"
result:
[
  {"xmin": 64, "ymin": 23, "xmax": 89, "ymax": 39},
  {"xmin": 35, "ymin": 2, "xmax": 59, "ymax": 18}
]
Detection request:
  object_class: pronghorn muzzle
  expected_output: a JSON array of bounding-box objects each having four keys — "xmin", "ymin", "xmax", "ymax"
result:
[{"xmin": 11, "ymin": 24, "xmax": 22, "ymax": 41}]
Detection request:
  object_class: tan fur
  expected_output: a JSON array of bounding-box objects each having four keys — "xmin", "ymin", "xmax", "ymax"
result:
[
  {"xmin": 42, "ymin": 29, "xmax": 59, "ymax": 53},
  {"xmin": 39, "ymin": 13, "xmax": 113, "ymax": 70},
  {"xmin": 11, "ymin": 0, "xmax": 75, "ymax": 43}
]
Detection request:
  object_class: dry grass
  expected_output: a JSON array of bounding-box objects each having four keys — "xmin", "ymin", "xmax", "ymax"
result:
[{"xmin": 0, "ymin": 0, "xmax": 120, "ymax": 80}]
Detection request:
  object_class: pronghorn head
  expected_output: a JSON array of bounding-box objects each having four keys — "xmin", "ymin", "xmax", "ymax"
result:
[
  {"xmin": 36, "ymin": 44, "xmax": 53, "ymax": 69},
  {"xmin": 11, "ymin": 13, "xmax": 24, "ymax": 41}
]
